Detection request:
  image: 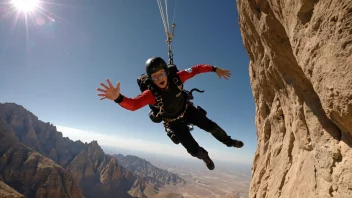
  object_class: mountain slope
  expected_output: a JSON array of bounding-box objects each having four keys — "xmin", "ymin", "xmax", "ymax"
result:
[
  {"xmin": 0, "ymin": 181, "xmax": 25, "ymax": 198},
  {"xmin": 114, "ymin": 154, "xmax": 187, "ymax": 198},
  {"xmin": 114, "ymin": 154, "xmax": 186, "ymax": 186},
  {"xmin": 0, "ymin": 111, "xmax": 83, "ymax": 198},
  {"xmin": 0, "ymin": 102, "xmax": 137, "ymax": 198}
]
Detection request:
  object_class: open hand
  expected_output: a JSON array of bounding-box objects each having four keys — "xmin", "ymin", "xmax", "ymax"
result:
[
  {"xmin": 216, "ymin": 68, "xmax": 231, "ymax": 80},
  {"xmin": 97, "ymin": 79, "xmax": 120, "ymax": 100}
]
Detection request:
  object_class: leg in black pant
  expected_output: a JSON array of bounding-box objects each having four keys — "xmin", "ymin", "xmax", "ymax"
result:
[
  {"xmin": 167, "ymin": 119, "xmax": 214, "ymax": 170},
  {"xmin": 186, "ymin": 103, "xmax": 244, "ymax": 148}
]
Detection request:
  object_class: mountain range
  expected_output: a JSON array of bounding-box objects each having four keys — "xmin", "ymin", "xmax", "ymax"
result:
[
  {"xmin": 0, "ymin": 102, "xmax": 187, "ymax": 198},
  {"xmin": 114, "ymin": 154, "xmax": 186, "ymax": 186}
]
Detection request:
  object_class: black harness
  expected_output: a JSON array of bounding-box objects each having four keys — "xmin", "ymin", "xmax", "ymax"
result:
[
  {"xmin": 149, "ymin": 74, "xmax": 184, "ymax": 118},
  {"xmin": 136, "ymin": 65, "xmax": 206, "ymax": 145}
]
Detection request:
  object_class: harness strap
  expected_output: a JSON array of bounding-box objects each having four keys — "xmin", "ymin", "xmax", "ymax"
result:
[
  {"xmin": 151, "ymin": 75, "xmax": 184, "ymax": 117},
  {"xmin": 172, "ymin": 75, "xmax": 183, "ymax": 91}
]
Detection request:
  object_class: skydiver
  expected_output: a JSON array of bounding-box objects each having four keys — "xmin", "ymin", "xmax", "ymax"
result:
[{"xmin": 96, "ymin": 57, "xmax": 244, "ymax": 170}]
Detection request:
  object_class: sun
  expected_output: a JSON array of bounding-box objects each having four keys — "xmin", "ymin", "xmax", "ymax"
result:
[{"xmin": 11, "ymin": 0, "xmax": 40, "ymax": 13}]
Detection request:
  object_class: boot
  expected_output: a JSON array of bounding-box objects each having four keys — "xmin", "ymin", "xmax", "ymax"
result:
[
  {"xmin": 192, "ymin": 147, "xmax": 215, "ymax": 170},
  {"xmin": 202, "ymin": 155, "xmax": 215, "ymax": 170},
  {"xmin": 209, "ymin": 125, "xmax": 244, "ymax": 148},
  {"xmin": 226, "ymin": 139, "xmax": 244, "ymax": 148}
]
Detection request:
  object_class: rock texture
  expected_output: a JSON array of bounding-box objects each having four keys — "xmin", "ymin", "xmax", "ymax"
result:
[
  {"xmin": 0, "ymin": 181, "xmax": 25, "ymax": 198},
  {"xmin": 114, "ymin": 154, "xmax": 186, "ymax": 186},
  {"xmin": 236, "ymin": 0, "xmax": 352, "ymax": 198},
  {"xmin": 0, "ymin": 103, "xmax": 136, "ymax": 198},
  {"xmin": 128, "ymin": 178, "xmax": 156, "ymax": 198},
  {"xmin": 222, "ymin": 194, "xmax": 241, "ymax": 198},
  {"xmin": 114, "ymin": 154, "xmax": 187, "ymax": 198},
  {"xmin": 0, "ymin": 112, "xmax": 83, "ymax": 198}
]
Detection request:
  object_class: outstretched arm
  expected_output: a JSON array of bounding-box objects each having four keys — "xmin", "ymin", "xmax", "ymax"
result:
[
  {"xmin": 177, "ymin": 64, "xmax": 231, "ymax": 83},
  {"xmin": 97, "ymin": 79, "xmax": 156, "ymax": 111},
  {"xmin": 114, "ymin": 90, "xmax": 156, "ymax": 111}
]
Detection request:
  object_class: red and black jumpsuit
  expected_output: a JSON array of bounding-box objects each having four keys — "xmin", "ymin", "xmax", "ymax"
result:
[{"xmin": 116, "ymin": 64, "xmax": 233, "ymax": 159}]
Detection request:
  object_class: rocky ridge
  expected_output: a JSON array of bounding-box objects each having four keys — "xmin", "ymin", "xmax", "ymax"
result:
[
  {"xmin": 0, "ymin": 109, "xmax": 83, "ymax": 198},
  {"xmin": 0, "ymin": 181, "xmax": 25, "ymax": 198},
  {"xmin": 0, "ymin": 102, "xmax": 136, "ymax": 198},
  {"xmin": 114, "ymin": 154, "xmax": 186, "ymax": 186}
]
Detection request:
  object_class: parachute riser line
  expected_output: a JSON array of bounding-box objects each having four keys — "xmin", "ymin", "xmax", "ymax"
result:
[
  {"xmin": 157, "ymin": 0, "xmax": 177, "ymax": 65},
  {"xmin": 166, "ymin": 23, "xmax": 176, "ymax": 65}
]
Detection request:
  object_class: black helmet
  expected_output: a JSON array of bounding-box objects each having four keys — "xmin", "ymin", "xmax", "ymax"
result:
[{"xmin": 145, "ymin": 57, "xmax": 168, "ymax": 78}]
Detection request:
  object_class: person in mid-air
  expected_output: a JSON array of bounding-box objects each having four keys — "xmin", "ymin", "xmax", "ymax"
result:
[{"xmin": 96, "ymin": 57, "xmax": 244, "ymax": 170}]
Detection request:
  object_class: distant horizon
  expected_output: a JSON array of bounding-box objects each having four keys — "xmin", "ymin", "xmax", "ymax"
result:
[
  {"xmin": 102, "ymin": 144, "xmax": 252, "ymax": 177},
  {"xmin": 56, "ymin": 124, "xmax": 255, "ymax": 166}
]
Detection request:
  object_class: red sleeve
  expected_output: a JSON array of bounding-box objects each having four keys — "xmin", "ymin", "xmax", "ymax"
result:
[
  {"xmin": 118, "ymin": 90, "xmax": 156, "ymax": 111},
  {"xmin": 177, "ymin": 64, "xmax": 214, "ymax": 83}
]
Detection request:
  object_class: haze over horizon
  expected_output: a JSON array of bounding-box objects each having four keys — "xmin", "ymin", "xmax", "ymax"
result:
[{"xmin": 56, "ymin": 125, "xmax": 254, "ymax": 166}]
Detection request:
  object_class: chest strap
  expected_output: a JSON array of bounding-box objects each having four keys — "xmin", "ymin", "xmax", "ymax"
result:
[{"xmin": 153, "ymin": 76, "xmax": 184, "ymax": 117}]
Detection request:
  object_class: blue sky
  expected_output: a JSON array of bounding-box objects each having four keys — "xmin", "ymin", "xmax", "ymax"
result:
[{"xmin": 0, "ymin": 0, "xmax": 257, "ymax": 165}]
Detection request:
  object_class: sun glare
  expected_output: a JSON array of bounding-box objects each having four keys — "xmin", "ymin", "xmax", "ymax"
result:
[{"xmin": 11, "ymin": 0, "xmax": 40, "ymax": 13}]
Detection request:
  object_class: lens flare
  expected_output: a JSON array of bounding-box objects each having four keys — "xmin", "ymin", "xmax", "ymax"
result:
[{"xmin": 11, "ymin": 0, "xmax": 40, "ymax": 13}]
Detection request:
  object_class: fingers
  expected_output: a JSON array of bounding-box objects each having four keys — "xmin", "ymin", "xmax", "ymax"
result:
[
  {"xmin": 222, "ymin": 70, "xmax": 231, "ymax": 80},
  {"xmin": 218, "ymin": 72, "xmax": 230, "ymax": 80},
  {"xmin": 97, "ymin": 79, "xmax": 119, "ymax": 101},
  {"xmin": 100, "ymin": 83, "xmax": 109, "ymax": 89},
  {"xmin": 97, "ymin": 90, "xmax": 106, "ymax": 100},
  {"xmin": 97, "ymin": 88, "xmax": 106, "ymax": 93},
  {"xmin": 106, "ymin": 78, "xmax": 114, "ymax": 88},
  {"xmin": 97, "ymin": 83, "xmax": 107, "ymax": 100},
  {"xmin": 98, "ymin": 93, "xmax": 106, "ymax": 100},
  {"xmin": 220, "ymin": 73, "xmax": 228, "ymax": 80}
]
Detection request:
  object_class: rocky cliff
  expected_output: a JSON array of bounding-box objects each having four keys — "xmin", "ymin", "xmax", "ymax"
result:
[
  {"xmin": 0, "ymin": 110, "xmax": 83, "ymax": 198},
  {"xmin": 236, "ymin": 0, "xmax": 352, "ymax": 198},
  {"xmin": 114, "ymin": 154, "xmax": 186, "ymax": 186},
  {"xmin": 0, "ymin": 181, "xmax": 25, "ymax": 198},
  {"xmin": 0, "ymin": 102, "xmax": 136, "ymax": 198}
]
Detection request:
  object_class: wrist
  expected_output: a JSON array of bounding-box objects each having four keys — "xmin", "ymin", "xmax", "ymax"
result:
[
  {"xmin": 114, "ymin": 94, "xmax": 124, "ymax": 103},
  {"xmin": 212, "ymin": 66, "xmax": 218, "ymax": 72}
]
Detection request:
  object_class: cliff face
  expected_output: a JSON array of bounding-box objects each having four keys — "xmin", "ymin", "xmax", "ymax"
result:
[
  {"xmin": 0, "ymin": 103, "xmax": 136, "ymax": 198},
  {"xmin": 236, "ymin": 0, "xmax": 352, "ymax": 198},
  {"xmin": 0, "ymin": 114, "xmax": 83, "ymax": 198}
]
